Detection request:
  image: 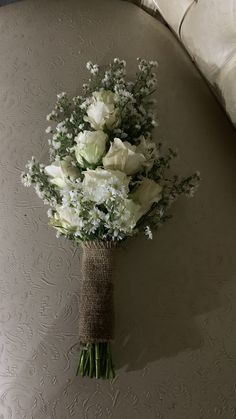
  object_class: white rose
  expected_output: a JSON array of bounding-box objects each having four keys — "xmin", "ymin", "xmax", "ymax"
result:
[
  {"xmin": 45, "ymin": 157, "xmax": 80, "ymax": 189},
  {"xmin": 84, "ymin": 89, "xmax": 117, "ymax": 130},
  {"xmin": 75, "ymin": 130, "xmax": 107, "ymax": 167},
  {"xmin": 103, "ymin": 138, "xmax": 146, "ymax": 175},
  {"xmin": 57, "ymin": 206, "xmax": 82, "ymax": 228},
  {"xmin": 82, "ymin": 168, "xmax": 130, "ymax": 204},
  {"xmin": 118, "ymin": 198, "xmax": 142, "ymax": 229},
  {"xmin": 60, "ymin": 156, "xmax": 80, "ymax": 178},
  {"xmin": 93, "ymin": 89, "xmax": 115, "ymax": 104},
  {"xmin": 131, "ymin": 178, "xmax": 162, "ymax": 217}
]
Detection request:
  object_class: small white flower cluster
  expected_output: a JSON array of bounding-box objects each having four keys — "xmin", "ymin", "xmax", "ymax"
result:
[
  {"xmin": 145, "ymin": 226, "xmax": 153, "ymax": 240},
  {"xmin": 22, "ymin": 58, "xmax": 199, "ymax": 242},
  {"xmin": 21, "ymin": 157, "xmax": 60, "ymax": 206},
  {"xmin": 86, "ymin": 61, "xmax": 99, "ymax": 76}
]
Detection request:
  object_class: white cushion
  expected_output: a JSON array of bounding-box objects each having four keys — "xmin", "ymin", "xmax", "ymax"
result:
[
  {"xmin": 217, "ymin": 55, "xmax": 236, "ymax": 124},
  {"xmin": 153, "ymin": 0, "xmax": 195, "ymax": 34},
  {"xmin": 154, "ymin": 0, "xmax": 236, "ymax": 125}
]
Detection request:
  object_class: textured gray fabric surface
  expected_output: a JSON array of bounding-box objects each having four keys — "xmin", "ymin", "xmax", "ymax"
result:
[{"xmin": 0, "ymin": 0, "xmax": 236, "ymax": 418}]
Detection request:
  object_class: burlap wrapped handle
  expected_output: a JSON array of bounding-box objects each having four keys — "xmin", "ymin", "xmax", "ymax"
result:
[{"xmin": 78, "ymin": 241, "xmax": 117, "ymax": 344}]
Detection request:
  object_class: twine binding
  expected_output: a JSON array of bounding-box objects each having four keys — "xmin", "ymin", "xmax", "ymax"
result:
[{"xmin": 78, "ymin": 241, "xmax": 117, "ymax": 344}]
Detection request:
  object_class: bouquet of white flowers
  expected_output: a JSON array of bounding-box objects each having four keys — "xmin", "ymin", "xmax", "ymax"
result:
[{"xmin": 22, "ymin": 58, "xmax": 199, "ymax": 379}]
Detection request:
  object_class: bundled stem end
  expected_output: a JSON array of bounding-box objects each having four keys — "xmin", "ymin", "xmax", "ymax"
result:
[{"xmin": 76, "ymin": 342, "xmax": 115, "ymax": 379}]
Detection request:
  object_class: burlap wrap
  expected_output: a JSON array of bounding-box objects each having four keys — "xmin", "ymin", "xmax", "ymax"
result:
[{"xmin": 78, "ymin": 241, "xmax": 117, "ymax": 344}]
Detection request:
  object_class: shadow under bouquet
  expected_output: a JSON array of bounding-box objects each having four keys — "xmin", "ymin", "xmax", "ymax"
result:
[{"xmin": 21, "ymin": 58, "xmax": 200, "ymax": 379}]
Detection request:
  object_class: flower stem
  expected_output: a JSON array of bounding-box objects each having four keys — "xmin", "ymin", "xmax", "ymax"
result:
[
  {"xmin": 77, "ymin": 342, "xmax": 115, "ymax": 379},
  {"xmin": 95, "ymin": 343, "xmax": 100, "ymax": 379}
]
